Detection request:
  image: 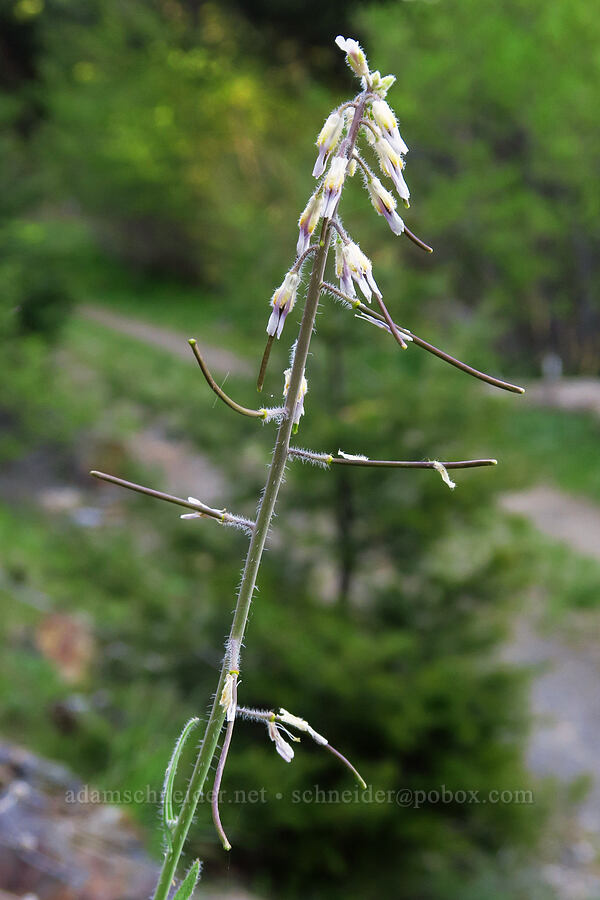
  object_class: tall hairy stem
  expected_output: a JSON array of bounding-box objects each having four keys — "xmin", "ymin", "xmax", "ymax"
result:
[
  {"xmin": 152, "ymin": 222, "xmax": 335, "ymax": 900},
  {"xmin": 152, "ymin": 89, "xmax": 369, "ymax": 899}
]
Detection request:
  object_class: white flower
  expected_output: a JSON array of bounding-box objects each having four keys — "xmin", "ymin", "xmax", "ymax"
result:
[
  {"xmin": 180, "ymin": 497, "xmax": 217, "ymax": 520},
  {"xmin": 432, "ymin": 460, "xmax": 456, "ymax": 490},
  {"xmin": 373, "ymin": 137, "xmax": 410, "ymax": 206},
  {"xmin": 278, "ymin": 708, "xmax": 328, "ymax": 746},
  {"xmin": 366, "ymin": 176, "xmax": 405, "ymax": 235},
  {"xmin": 267, "ymin": 719, "xmax": 295, "ymax": 763},
  {"xmin": 267, "ymin": 272, "xmax": 300, "ymax": 339},
  {"xmin": 219, "ymin": 671, "xmax": 238, "ymax": 722},
  {"xmin": 283, "ymin": 368, "xmax": 308, "ymax": 429},
  {"xmin": 297, "ymin": 190, "xmax": 324, "ymax": 256},
  {"xmin": 335, "ymin": 36, "xmax": 369, "ymax": 79},
  {"xmin": 342, "ymin": 241, "xmax": 380, "ymax": 302},
  {"xmin": 312, "ymin": 110, "xmax": 345, "ymax": 178},
  {"xmin": 322, "ymin": 156, "xmax": 348, "ymax": 219},
  {"xmin": 335, "ymin": 239, "xmax": 356, "ymax": 299},
  {"xmin": 356, "ymin": 313, "xmax": 413, "ymax": 341},
  {"xmin": 371, "ymin": 99, "xmax": 408, "ymax": 156}
]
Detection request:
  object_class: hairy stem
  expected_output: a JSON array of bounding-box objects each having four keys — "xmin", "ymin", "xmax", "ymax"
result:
[
  {"xmin": 153, "ymin": 230, "xmax": 331, "ymax": 898},
  {"xmin": 151, "ymin": 93, "xmax": 368, "ymax": 899}
]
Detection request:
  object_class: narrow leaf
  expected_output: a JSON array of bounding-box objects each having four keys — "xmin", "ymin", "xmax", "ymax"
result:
[
  {"xmin": 162, "ymin": 717, "xmax": 200, "ymax": 846},
  {"xmin": 172, "ymin": 859, "xmax": 202, "ymax": 900}
]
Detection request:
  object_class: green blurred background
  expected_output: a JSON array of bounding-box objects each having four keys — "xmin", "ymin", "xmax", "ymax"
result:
[{"xmin": 1, "ymin": 1, "xmax": 600, "ymax": 898}]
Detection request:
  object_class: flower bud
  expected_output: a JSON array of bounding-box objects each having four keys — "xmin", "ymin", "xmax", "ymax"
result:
[
  {"xmin": 370, "ymin": 71, "xmax": 396, "ymax": 98},
  {"xmin": 366, "ymin": 176, "xmax": 405, "ymax": 235},
  {"xmin": 335, "ymin": 36, "xmax": 369, "ymax": 79},
  {"xmin": 312, "ymin": 110, "xmax": 344, "ymax": 178},
  {"xmin": 297, "ymin": 189, "xmax": 324, "ymax": 257},
  {"xmin": 219, "ymin": 671, "xmax": 238, "ymax": 722},
  {"xmin": 322, "ymin": 156, "xmax": 348, "ymax": 219},
  {"xmin": 283, "ymin": 367, "xmax": 308, "ymax": 428},
  {"xmin": 371, "ymin": 99, "xmax": 408, "ymax": 156},
  {"xmin": 267, "ymin": 272, "xmax": 300, "ymax": 339}
]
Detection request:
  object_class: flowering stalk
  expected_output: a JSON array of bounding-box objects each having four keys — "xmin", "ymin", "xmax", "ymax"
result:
[
  {"xmin": 237, "ymin": 706, "xmax": 366, "ymax": 788},
  {"xmin": 91, "ymin": 35, "xmax": 523, "ymax": 897},
  {"xmin": 148, "ymin": 78, "xmax": 371, "ymax": 900},
  {"xmin": 151, "ymin": 223, "xmax": 337, "ymax": 899},
  {"xmin": 288, "ymin": 447, "xmax": 498, "ymax": 473}
]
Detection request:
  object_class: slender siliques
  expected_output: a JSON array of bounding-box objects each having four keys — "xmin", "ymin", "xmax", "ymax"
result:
[{"xmin": 90, "ymin": 35, "xmax": 523, "ymax": 898}]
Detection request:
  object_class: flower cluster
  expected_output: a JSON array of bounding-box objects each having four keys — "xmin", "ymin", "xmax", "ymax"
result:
[
  {"xmin": 335, "ymin": 238, "xmax": 380, "ymax": 302},
  {"xmin": 262, "ymin": 34, "xmax": 414, "ymax": 428}
]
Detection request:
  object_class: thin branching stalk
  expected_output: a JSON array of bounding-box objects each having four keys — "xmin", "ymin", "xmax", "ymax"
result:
[
  {"xmin": 403, "ymin": 225, "xmax": 434, "ymax": 254},
  {"xmin": 236, "ymin": 707, "xmax": 367, "ymax": 788},
  {"xmin": 211, "ymin": 675, "xmax": 237, "ymax": 851},
  {"xmin": 92, "ymin": 37, "xmax": 523, "ymax": 894},
  {"xmin": 291, "ymin": 243, "xmax": 319, "ymax": 272},
  {"xmin": 352, "ymin": 150, "xmax": 375, "ymax": 180},
  {"xmin": 188, "ymin": 340, "xmax": 267, "ymax": 419},
  {"xmin": 288, "ymin": 448, "xmax": 497, "ymax": 469},
  {"xmin": 257, "ymin": 334, "xmax": 275, "ymax": 392},
  {"xmin": 359, "ymin": 117, "xmax": 380, "ymax": 140},
  {"xmin": 373, "ymin": 291, "xmax": 408, "ymax": 350},
  {"xmin": 354, "ymin": 299, "xmax": 524, "ymax": 392},
  {"xmin": 321, "ymin": 283, "xmax": 524, "ymax": 393},
  {"xmin": 90, "ymin": 471, "xmax": 255, "ymax": 530},
  {"xmin": 150, "ymin": 89, "xmax": 372, "ymax": 900}
]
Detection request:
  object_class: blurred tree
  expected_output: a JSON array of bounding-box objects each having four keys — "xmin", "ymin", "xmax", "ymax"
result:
[
  {"xmin": 30, "ymin": 0, "xmax": 322, "ymax": 287},
  {"xmin": 3, "ymin": 0, "xmax": 598, "ymax": 371},
  {"xmin": 358, "ymin": 0, "xmax": 600, "ymax": 374},
  {"xmin": 0, "ymin": 219, "xmax": 77, "ymax": 459}
]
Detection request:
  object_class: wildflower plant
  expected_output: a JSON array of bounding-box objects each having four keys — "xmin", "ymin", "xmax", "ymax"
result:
[{"xmin": 91, "ymin": 35, "xmax": 524, "ymax": 899}]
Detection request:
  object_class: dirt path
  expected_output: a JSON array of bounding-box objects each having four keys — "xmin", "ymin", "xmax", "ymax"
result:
[
  {"xmin": 499, "ymin": 483, "xmax": 600, "ymax": 898},
  {"xmin": 79, "ymin": 304, "xmax": 251, "ymax": 377},
  {"xmin": 525, "ymin": 377, "xmax": 600, "ymax": 419},
  {"xmin": 126, "ymin": 425, "xmax": 226, "ymax": 503},
  {"xmin": 500, "ymin": 486, "xmax": 600, "ymax": 561},
  {"xmin": 504, "ymin": 614, "xmax": 600, "ymax": 826}
]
